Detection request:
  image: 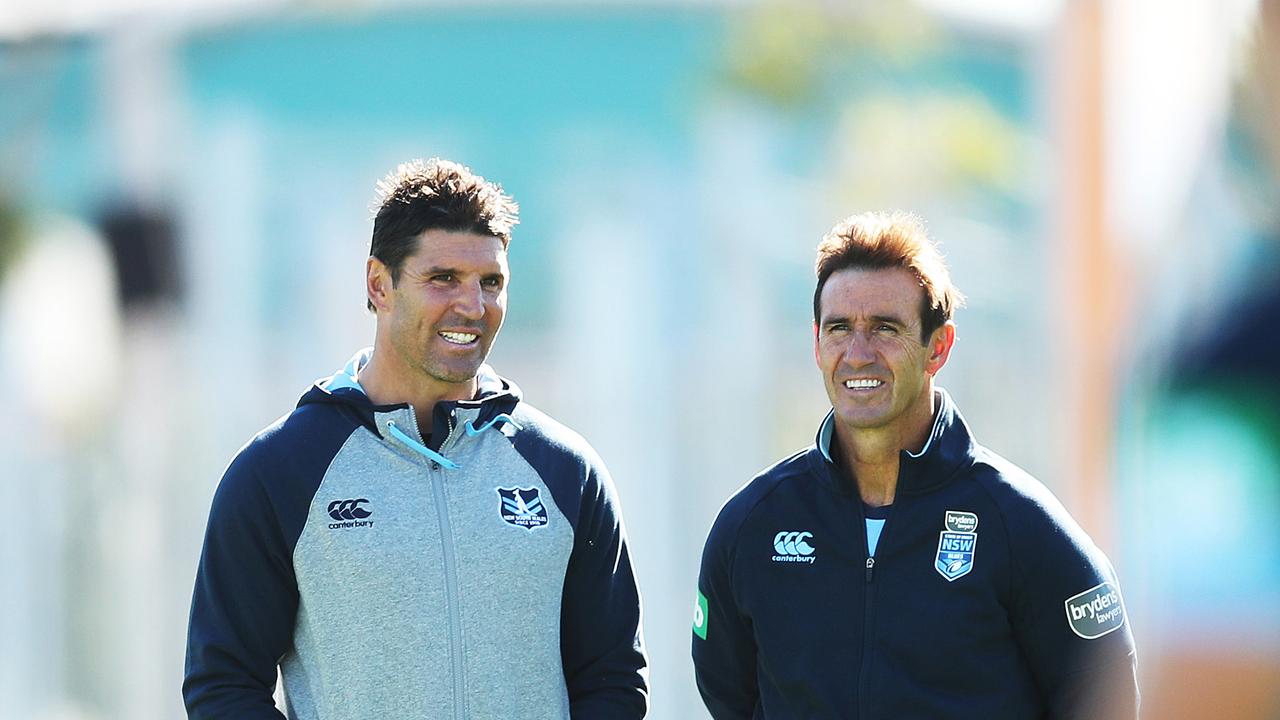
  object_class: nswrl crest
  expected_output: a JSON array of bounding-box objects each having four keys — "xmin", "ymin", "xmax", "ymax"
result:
[
  {"xmin": 497, "ymin": 487, "xmax": 548, "ymax": 530},
  {"xmin": 934, "ymin": 510, "xmax": 979, "ymax": 581}
]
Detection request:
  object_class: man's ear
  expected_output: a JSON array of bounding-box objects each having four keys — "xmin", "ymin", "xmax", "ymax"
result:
[
  {"xmin": 367, "ymin": 257, "xmax": 394, "ymax": 313},
  {"xmin": 925, "ymin": 322, "xmax": 956, "ymax": 376}
]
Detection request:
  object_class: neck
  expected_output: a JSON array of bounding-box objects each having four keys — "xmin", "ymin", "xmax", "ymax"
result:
[
  {"xmin": 836, "ymin": 385, "xmax": 937, "ymax": 507},
  {"xmin": 357, "ymin": 345, "xmax": 477, "ymax": 434}
]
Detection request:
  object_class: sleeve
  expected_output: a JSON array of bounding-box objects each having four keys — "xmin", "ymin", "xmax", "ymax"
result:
[
  {"xmin": 559, "ymin": 461, "xmax": 649, "ymax": 720},
  {"xmin": 1006, "ymin": 498, "xmax": 1139, "ymax": 720},
  {"xmin": 183, "ymin": 447, "xmax": 299, "ymax": 720},
  {"xmin": 692, "ymin": 506, "xmax": 759, "ymax": 720}
]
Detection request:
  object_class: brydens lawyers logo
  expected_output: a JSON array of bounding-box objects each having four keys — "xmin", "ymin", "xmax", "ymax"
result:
[
  {"xmin": 772, "ymin": 531, "xmax": 816, "ymax": 564},
  {"xmin": 497, "ymin": 487, "xmax": 548, "ymax": 530},
  {"xmin": 327, "ymin": 499, "xmax": 374, "ymax": 529},
  {"xmin": 1065, "ymin": 581, "xmax": 1126, "ymax": 639}
]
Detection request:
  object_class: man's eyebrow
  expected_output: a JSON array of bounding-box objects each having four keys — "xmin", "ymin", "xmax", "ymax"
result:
[
  {"xmin": 411, "ymin": 265, "xmax": 457, "ymax": 275},
  {"xmin": 870, "ymin": 314, "xmax": 908, "ymax": 326},
  {"xmin": 819, "ymin": 313, "xmax": 910, "ymax": 327},
  {"xmin": 411, "ymin": 265, "xmax": 507, "ymax": 277}
]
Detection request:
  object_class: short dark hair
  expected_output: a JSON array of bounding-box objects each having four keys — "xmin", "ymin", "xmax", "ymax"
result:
[
  {"xmin": 813, "ymin": 211, "xmax": 964, "ymax": 340},
  {"xmin": 368, "ymin": 158, "xmax": 519, "ymax": 310}
]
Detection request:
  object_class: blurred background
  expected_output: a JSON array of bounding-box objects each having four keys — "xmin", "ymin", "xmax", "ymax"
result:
[{"xmin": 2, "ymin": 0, "xmax": 1278, "ymax": 717}]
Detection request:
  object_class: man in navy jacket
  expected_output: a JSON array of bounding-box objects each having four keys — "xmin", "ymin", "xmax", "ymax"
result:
[{"xmin": 693, "ymin": 212, "xmax": 1137, "ymax": 719}]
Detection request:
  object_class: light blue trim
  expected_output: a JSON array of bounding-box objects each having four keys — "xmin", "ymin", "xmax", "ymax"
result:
[
  {"xmin": 907, "ymin": 389, "xmax": 948, "ymax": 459},
  {"xmin": 323, "ymin": 347, "xmax": 373, "ymax": 394},
  {"xmin": 463, "ymin": 414, "xmax": 523, "ymax": 436},
  {"xmin": 866, "ymin": 518, "xmax": 887, "ymax": 556},
  {"xmin": 387, "ymin": 420, "xmax": 461, "ymax": 469},
  {"xmin": 818, "ymin": 410, "xmax": 836, "ymax": 462},
  {"xmin": 325, "ymin": 373, "xmax": 365, "ymax": 394}
]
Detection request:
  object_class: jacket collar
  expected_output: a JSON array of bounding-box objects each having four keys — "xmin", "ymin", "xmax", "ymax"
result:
[
  {"xmin": 300, "ymin": 348, "xmax": 522, "ymax": 440},
  {"xmin": 810, "ymin": 387, "xmax": 977, "ymax": 497}
]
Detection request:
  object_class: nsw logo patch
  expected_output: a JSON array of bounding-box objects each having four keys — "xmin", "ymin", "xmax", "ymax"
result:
[
  {"xmin": 934, "ymin": 510, "xmax": 978, "ymax": 581},
  {"xmin": 497, "ymin": 487, "xmax": 548, "ymax": 530},
  {"xmin": 1065, "ymin": 581, "xmax": 1126, "ymax": 639}
]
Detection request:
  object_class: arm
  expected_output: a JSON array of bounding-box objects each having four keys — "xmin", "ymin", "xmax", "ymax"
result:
[
  {"xmin": 559, "ymin": 463, "xmax": 649, "ymax": 720},
  {"xmin": 692, "ymin": 509, "xmax": 758, "ymax": 720},
  {"xmin": 1007, "ymin": 499, "xmax": 1139, "ymax": 719},
  {"xmin": 183, "ymin": 448, "xmax": 297, "ymax": 719}
]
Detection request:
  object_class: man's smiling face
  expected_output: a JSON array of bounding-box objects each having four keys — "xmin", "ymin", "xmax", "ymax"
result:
[
  {"xmin": 383, "ymin": 229, "xmax": 509, "ymax": 389},
  {"xmin": 815, "ymin": 266, "xmax": 944, "ymax": 434}
]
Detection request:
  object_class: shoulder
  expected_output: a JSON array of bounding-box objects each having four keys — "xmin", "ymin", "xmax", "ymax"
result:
[
  {"xmin": 968, "ymin": 446, "xmax": 1090, "ymax": 542},
  {"xmin": 216, "ymin": 401, "xmax": 361, "ymax": 509},
  {"xmin": 705, "ymin": 448, "xmax": 815, "ymax": 554},
  {"xmin": 506, "ymin": 402, "xmax": 623, "ymax": 532},
  {"xmin": 965, "ymin": 445, "xmax": 1114, "ymax": 585},
  {"xmin": 509, "ymin": 402, "xmax": 606, "ymax": 478}
]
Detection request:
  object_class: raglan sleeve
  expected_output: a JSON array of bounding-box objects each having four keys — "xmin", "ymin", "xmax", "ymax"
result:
[
  {"xmin": 559, "ymin": 456, "xmax": 649, "ymax": 719},
  {"xmin": 692, "ymin": 501, "xmax": 758, "ymax": 720},
  {"xmin": 1006, "ymin": 494, "xmax": 1139, "ymax": 720},
  {"xmin": 183, "ymin": 443, "xmax": 299, "ymax": 720}
]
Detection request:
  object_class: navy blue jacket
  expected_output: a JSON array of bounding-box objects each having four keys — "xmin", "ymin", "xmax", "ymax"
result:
[{"xmin": 693, "ymin": 390, "xmax": 1137, "ymax": 719}]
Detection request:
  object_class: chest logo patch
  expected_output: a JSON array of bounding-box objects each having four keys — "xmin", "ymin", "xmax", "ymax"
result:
[
  {"xmin": 935, "ymin": 510, "xmax": 978, "ymax": 581},
  {"xmin": 497, "ymin": 487, "xmax": 548, "ymax": 530},
  {"xmin": 327, "ymin": 498, "xmax": 374, "ymax": 530},
  {"xmin": 772, "ymin": 531, "xmax": 816, "ymax": 564}
]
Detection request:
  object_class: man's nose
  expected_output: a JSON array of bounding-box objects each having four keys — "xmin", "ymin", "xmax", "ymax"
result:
[
  {"xmin": 844, "ymin": 330, "xmax": 877, "ymax": 364},
  {"xmin": 452, "ymin": 280, "xmax": 485, "ymax": 319}
]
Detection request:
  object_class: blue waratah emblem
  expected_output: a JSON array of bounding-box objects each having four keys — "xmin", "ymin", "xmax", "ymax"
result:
[
  {"xmin": 497, "ymin": 487, "xmax": 548, "ymax": 530},
  {"xmin": 935, "ymin": 531, "xmax": 977, "ymax": 581}
]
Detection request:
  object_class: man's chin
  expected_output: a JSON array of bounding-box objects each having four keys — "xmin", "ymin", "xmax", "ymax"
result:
[
  {"xmin": 833, "ymin": 405, "xmax": 893, "ymax": 431},
  {"xmin": 423, "ymin": 359, "xmax": 486, "ymax": 386}
]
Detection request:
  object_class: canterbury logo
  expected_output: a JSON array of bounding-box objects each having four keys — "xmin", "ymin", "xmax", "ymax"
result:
[
  {"xmin": 773, "ymin": 531, "xmax": 815, "ymax": 555},
  {"xmin": 328, "ymin": 499, "xmax": 371, "ymax": 521},
  {"xmin": 772, "ymin": 531, "xmax": 816, "ymax": 564}
]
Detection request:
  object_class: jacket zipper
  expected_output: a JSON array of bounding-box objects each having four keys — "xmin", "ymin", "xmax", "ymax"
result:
[
  {"xmin": 857, "ymin": 502, "xmax": 892, "ymax": 720},
  {"xmin": 416, "ymin": 411, "xmax": 467, "ymax": 720}
]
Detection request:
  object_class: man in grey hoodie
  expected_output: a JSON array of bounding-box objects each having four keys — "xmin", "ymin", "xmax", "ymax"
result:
[{"xmin": 184, "ymin": 158, "xmax": 648, "ymax": 720}]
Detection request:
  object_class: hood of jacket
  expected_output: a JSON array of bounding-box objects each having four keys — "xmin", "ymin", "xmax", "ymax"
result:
[{"xmin": 296, "ymin": 347, "xmax": 523, "ymax": 454}]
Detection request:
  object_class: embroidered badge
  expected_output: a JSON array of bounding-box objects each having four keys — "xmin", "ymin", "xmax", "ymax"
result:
[
  {"xmin": 497, "ymin": 487, "xmax": 548, "ymax": 530},
  {"xmin": 935, "ymin": 510, "xmax": 978, "ymax": 581}
]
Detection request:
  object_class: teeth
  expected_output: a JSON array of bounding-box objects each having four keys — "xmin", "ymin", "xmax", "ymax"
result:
[
  {"xmin": 439, "ymin": 331, "xmax": 479, "ymax": 345},
  {"xmin": 845, "ymin": 379, "xmax": 883, "ymax": 389}
]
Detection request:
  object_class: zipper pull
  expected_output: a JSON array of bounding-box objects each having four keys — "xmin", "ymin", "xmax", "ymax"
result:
[{"xmin": 865, "ymin": 557, "xmax": 875, "ymax": 583}]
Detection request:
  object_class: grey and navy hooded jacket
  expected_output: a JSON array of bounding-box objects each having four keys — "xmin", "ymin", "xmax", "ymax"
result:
[
  {"xmin": 184, "ymin": 350, "xmax": 648, "ymax": 720},
  {"xmin": 693, "ymin": 389, "xmax": 1137, "ymax": 719}
]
